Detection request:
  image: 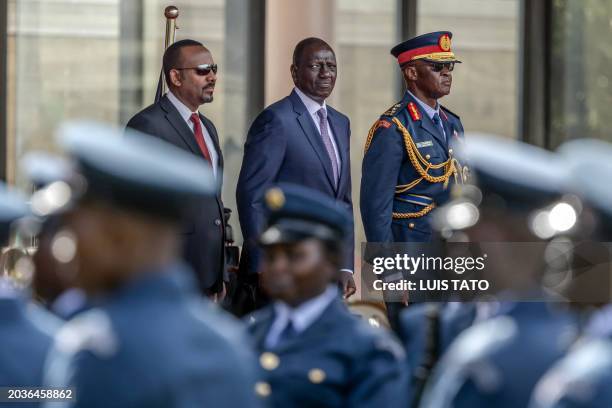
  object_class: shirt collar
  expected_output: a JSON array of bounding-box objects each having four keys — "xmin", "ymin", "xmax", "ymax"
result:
[
  {"xmin": 294, "ymin": 87, "xmax": 327, "ymax": 116},
  {"xmin": 407, "ymin": 90, "xmax": 440, "ymax": 120},
  {"xmin": 272, "ymin": 285, "xmax": 338, "ymax": 333},
  {"xmin": 166, "ymin": 91, "xmax": 198, "ymax": 123}
]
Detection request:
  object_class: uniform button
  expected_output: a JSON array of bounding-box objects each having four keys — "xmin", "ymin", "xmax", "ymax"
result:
[
  {"xmin": 408, "ymin": 223, "xmax": 415, "ymax": 229},
  {"xmin": 308, "ymin": 368, "xmax": 326, "ymax": 384},
  {"xmin": 254, "ymin": 381, "xmax": 271, "ymax": 397},
  {"xmin": 260, "ymin": 352, "xmax": 280, "ymax": 370},
  {"xmin": 425, "ymin": 154, "xmax": 431, "ymax": 160},
  {"xmin": 214, "ymin": 219, "xmax": 221, "ymax": 226}
]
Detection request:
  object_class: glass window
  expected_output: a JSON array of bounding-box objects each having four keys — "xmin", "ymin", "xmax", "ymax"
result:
[
  {"xmin": 417, "ymin": 0, "xmax": 520, "ymax": 139},
  {"xmin": 334, "ymin": 0, "xmax": 399, "ymax": 246},
  {"xmin": 550, "ymin": 0, "xmax": 612, "ymax": 147},
  {"xmin": 6, "ymin": 0, "xmax": 246, "ymax": 215}
]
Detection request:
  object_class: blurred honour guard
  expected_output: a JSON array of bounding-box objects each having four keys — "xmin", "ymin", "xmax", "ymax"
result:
[
  {"xmin": 246, "ymin": 184, "xmax": 409, "ymax": 407},
  {"xmin": 41, "ymin": 123, "xmax": 261, "ymax": 408}
]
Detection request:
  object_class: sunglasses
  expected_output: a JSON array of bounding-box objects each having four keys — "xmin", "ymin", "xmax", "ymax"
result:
[
  {"xmin": 426, "ymin": 61, "xmax": 455, "ymax": 72},
  {"xmin": 175, "ymin": 63, "xmax": 218, "ymax": 76}
]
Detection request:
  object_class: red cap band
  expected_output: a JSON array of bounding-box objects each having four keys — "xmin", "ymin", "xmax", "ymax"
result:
[{"xmin": 397, "ymin": 44, "xmax": 445, "ymax": 65}]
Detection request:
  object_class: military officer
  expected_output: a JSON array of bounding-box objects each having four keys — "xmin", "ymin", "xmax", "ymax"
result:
[
  {"xmin": 361, "ymin": 31, "xmax": 467, "ymax": 245},
  {"xmin": 246, "ymin": 183, "xmax": 409, "ymax": 407},
  {"xmin": 529, "ymin": 139, "xmax": 612, "ymax": 408},
  {"xmin": 360, "ymin": 31, "xmax": 468, "ymax": 326},
  {"xmin": 41, "ymin": 122, "xmax": 261, "ymax": 408},
  {"xmin": 418, "ymin": 135, "xmax": 580, "ymax": 408}
]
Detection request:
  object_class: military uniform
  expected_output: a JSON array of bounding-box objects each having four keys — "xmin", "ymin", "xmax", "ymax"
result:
[
  {"xmin": 531, "ymin": 339, "xmax": 612, "ymax": 408},
  {"xmin": 416, "ymin": 135, "xmax": 580, "ymax": 408},
  {"xmin": 44, "ymin": 266, "xmax": 260, "ymax": 408},
  {"xmin": 23, "ymin": 152, "xmax": 90, "ymax": 320},
  {"xmin": 246, "ymin": 184, "xmax": 410, "ymax": 407},
  {"xmin": 361, "ymin": 31, "xmax": 467, "ymax": 244},
  {"xmin": 248, "ymin": 296, "xmax": 409, "ymax": 407},
  {"xmin": 0, "ymin": 184, "xmax": 61, "ymax": 408},
  {"xmin": 398, "ymin": 302, "xmax": 477, "ymax": 388},
  {"xmin": 420, "ymin": 302, "xmax": 578, "ymax": 408},
  {"xmin": 531, "ymin": 307, "xmax": 612, "ymax": 408},
  {"xmin": 528, "ymin": 138, "xmax": 612, "ymax": 408},
  {"xmin": 40, "ymin": 122, "xmax": 261, "ymax": 408},
  {"xmin": 0, "ymin": 296, "xmax": 60, "ymax": 408}
]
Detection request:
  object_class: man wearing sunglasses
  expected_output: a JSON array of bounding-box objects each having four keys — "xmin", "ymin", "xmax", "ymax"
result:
[
  {"xmin": 126, "ymin": 39, "xmax": 227, "ymax": 302},
  {"xmin": 360, "ymin": 32, "xmax": 468, "ymax": 325}
]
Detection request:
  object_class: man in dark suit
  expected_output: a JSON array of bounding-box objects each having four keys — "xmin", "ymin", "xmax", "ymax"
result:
[
  {"xmin": 126, "ymin": 39, "xmax": 226, "ymax": 299},
  {"xmin": 236, "ymin": 38, "xmax": 355, "ymax": 312}
]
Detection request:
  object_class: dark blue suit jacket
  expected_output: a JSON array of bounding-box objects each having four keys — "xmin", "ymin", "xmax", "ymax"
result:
[
  {"xmin": 126, "ymin": 95, "xmax": 226, "ymax": 293},
  {"xmin": 237, "ymin": 90, "xmax": 354, "ymax": 274}
]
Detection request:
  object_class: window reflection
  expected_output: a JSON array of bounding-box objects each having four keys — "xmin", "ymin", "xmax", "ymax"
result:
[
  {"xmin": 550, "ymin": 0, "xmax": 612, "ymax": 146},
  {"xmin": 418, "ymin": 0, "xmax": 520, "ymax": 140}
]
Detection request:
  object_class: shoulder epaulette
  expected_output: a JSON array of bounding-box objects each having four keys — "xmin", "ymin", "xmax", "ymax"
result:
[
  {"xmin": 440, "ymin": 105, "xmax": 461, "ymax": 120},
  {"xmin": 381, "ymin": 101, "xmax": 407, "ymax": 118}
]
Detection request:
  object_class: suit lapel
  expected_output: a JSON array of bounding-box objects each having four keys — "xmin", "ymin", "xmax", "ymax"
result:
[
  {"xmin": 251, "ymin": 308, "xmax": 276, "ymax": 350},
  {"xmin": 326, "ymin": 109, "xmax": 347, "ymax": 196},
  {"xmin": 290, "ymin": 91, "xmax": 337, "ymax": 191},
  {"xmin": 160, "ymin": 96, "xmax": 202, "ymax": 156},
  {"xmin": 440, "ymin": 109, "xmax": 458, "ymax": 144},
  {"xmin": 200, "ymin": 114, "xmax": 224, "ymax": 171}
]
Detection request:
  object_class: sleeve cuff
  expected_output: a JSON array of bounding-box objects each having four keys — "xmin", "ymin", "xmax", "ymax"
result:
[{"xmin": 340, "ymin": 269, "xmax": 354, "ymax": 274}]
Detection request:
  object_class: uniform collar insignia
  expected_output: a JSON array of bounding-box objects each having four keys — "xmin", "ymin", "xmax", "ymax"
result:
[{"xmin": 407, "ymin": 102, "xmax": 421, "ymax": 121}]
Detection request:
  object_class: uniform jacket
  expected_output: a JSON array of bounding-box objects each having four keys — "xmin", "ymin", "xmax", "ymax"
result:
[
  {"xmin": 0, "ymin": 297, "xmax": 58, "ymax": 407},
  {"xmin": 237, "ymin": 90, "xmax": 354, "ymax": 275},
  {"xmin": 420, "ymin": 302, "xmax": 578, "ymax": 408},
  {"xmin": 530, "ymin": 338, "xmax": 612, "ymax": 408},
  {"xmin": 398, "ymin": 302, "xmax": 476, "ymax": 380},
  {"xmin": 246, "ymin": 297, "xmax": 409, "ymax": 407},
  {"xmin": 126, "ymin": 95, "xmax": 226, "ymax": 293},
  {"xmin": 361, "ymin": 91, "xmax": 465, "ymax": 243},
  {"xmin": 43, "ymin": 265, "xmax": 261, "ymax": 408}
]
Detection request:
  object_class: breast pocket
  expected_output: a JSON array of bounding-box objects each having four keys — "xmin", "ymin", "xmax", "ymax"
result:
[{"xmin": 415, "ymin": 139, "xmax": 443, "ymax": 161}]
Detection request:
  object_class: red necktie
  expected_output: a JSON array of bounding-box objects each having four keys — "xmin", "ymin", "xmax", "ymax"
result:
[{"xmin": 190, "ymin": 113, "xmax": 212, "ymax": 163}]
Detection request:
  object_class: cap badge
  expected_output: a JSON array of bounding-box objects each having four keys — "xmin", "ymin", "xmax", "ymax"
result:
[
  {"xmin": 265, "ymin": 188, "xmax": 285, "ymax": 210},
  {"xmin": 439, "ymin": 34, "xmax": 451, "ymax": 52}
]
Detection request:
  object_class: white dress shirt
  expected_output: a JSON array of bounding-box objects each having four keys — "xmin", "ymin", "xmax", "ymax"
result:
[
  {"xmin": 265, "ymin": 285, "xmax": 338, "ymax": 348},
  {"xmin": 294, "ymin": 87, "xmax": 342, "ymax": 169},
  {"xmin": 166, "ymin": 91, "xmax": 219, "ymax": 178}
]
